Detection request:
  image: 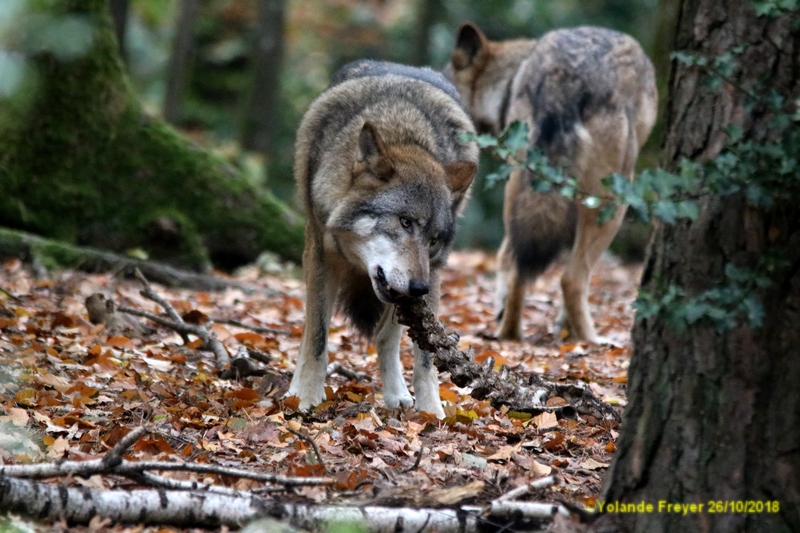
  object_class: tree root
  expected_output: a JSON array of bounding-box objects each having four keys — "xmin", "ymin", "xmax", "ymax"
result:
[{"xmin": 0, "ymin": 227, "xmax": 259, "ymax": 292}]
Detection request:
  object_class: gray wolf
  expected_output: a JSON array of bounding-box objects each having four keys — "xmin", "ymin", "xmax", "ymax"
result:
[
  {"xmin": 446, "ymin": 23, "xmax": 657, "ymax": 342},
  {"xmin": 287, "ymin": 60, "xmax": 478, "ymax": 418}
]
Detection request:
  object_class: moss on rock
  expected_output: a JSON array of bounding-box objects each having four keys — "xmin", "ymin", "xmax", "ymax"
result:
[{"xmin": 0, "ymin": 0, "xmax": 304, "ymax": 270}]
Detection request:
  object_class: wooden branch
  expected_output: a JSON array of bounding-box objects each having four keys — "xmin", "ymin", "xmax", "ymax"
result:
[
  {"xmin": 395, "ymin": 298, "xmax": 620, "ymax": 421},
  {"xmin": 287, "ymin": 428, "xmax": 328, "ymax": 474},
  {"xmin": 0, "ymin": 457, "xmax": 333, "ymax": 487},
  {"xmin": 210, "ymin": 316, "xmax": 289, "ymax": 335},
  {"xmin": 495, "ymin": 476, "xmax": 557, "ymax": 502},
  {"xmin": 400, "ymin": 445, "xmax": 424, "ymax": 474},
  {"xmin": 111, "ymin": 269, "xmax": 230, "ymax": 369},
  {"xmin": 0, "ymin": 286, "xmax": 21, "ymax": 301},
  {"xmin": 0, "ymin": 424, "xmax": 332, "ymax": 490},
  {"xmin": 327, "ymin": 362, "xmax": 372, "ymax": 382}
]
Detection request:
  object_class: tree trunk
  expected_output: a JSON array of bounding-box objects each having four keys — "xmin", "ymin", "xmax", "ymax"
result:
[
  {"xmin": 593, "ymin": 2, "xmax": 800, "ymax": 532},
  {"xmin": 109, "ymin": 0, "xmax": 129, "ymax": 60},
  {"xmin": 240, "ymin": 0, "xmax": 286, "ymax": 158},
  {"xmin": 162, "ymin": 0, "xmax": 199, "ymax": 124},
  {"xmin": 0, "ymin": 0, "xmax": 304, "ymax": 270},
  {"xmin": 412, "ymin": 0, "xmax": 446, "ymax": 66}
]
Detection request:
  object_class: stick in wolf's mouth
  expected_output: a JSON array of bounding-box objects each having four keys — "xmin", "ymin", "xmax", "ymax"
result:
[{"xmin": 393, "ymin": 297, "xmax": 621, "ymax": 421}]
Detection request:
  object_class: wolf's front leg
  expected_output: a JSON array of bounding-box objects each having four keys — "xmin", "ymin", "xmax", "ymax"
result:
[
  {"xmin": 376, "ymin": 306, "xmax": 413, "ymax": 409},
  {"xmin": 412, "ymin": 344, "xmax": 445, "ymax": 418},
  {"xmin": 412, "ymin": 275, "xmax": 445, "ymax": 418},
  {"xmin": 287, "ymin": 251, "xmax": 338, "ymax": 411}
]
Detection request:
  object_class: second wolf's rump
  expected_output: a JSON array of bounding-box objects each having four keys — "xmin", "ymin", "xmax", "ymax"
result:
[{"xmin": 288, "ymin": 60, "xmax": 478, "ymax": 418}]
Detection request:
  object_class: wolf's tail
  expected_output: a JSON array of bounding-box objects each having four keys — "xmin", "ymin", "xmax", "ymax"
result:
[{"xmin": 507, "ymin": 169, "xmax": 576, "ymax": 278}]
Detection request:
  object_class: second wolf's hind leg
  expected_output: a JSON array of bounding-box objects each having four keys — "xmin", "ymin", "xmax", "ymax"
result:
[
  {"xmin": 495, "ymin": 236, "xmax": 525, "ymax": 340},
  {"xmin": 376, "ymin": 306, "xmax": 412, "ymax": 409},
  {"xmin": 560, "ymin": 204, "xmax": 626, "ymax": 342},
  {"xmin": 560, "ymin": 113, "xmax": 637, "ymax": 342}
]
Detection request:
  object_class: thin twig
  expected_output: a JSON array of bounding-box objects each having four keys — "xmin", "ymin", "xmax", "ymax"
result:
[
  {"xmin": 0, "ymin": 287, "xmax": 21, "ymax": 301},
  {"xmin": 134, "ymin": 269, "xmax": 183, "ymax": 323},
  {"xmin": 246, "ymin": 348, "xmax": 272, "ymax": 364},
  {"xmin": 287, "ymin": 428, "xmax": 328, "ymax": 474},
  {"xmin": 400, "ymin": 445, "xmax": 425, "ymax": 474},
  {"xmin": 132, "ymin": 471, "xmax": 252, "ymax": 497},
  {"xmin": 102, "ymin": 427, "xmax": 148, "ymax": 468},
  {"xmin": 495, "ymin": 476, "xmax": 557, "ymax": 502},
  {"xmin": 211, "ymin": 317, "xmax": 289, "ymax": 335},
  {"xmin": 327, "ymin": 362, "xmax": 372, "ymax": 382},
  {"xmin": 117, "ymin": 304, "xmax": 230, "ymax": 370}
]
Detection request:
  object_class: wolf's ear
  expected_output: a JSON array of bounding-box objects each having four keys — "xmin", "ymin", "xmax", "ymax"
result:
[
  {"xmin": 445, "ymin": 161, "xmax": 477, "ymax": 198},
  {"xmin": 354, "ymin": 122, "xmax": 394, "ymax": 181},
  {"xmin": 452, "ymin": 23, "xmax": 487, "ymax": 70}
]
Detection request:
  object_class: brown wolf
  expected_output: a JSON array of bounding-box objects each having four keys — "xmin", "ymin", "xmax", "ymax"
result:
[
  {"xmin": 446, "ymin": 23, "xmax": 657, "ymax": 342},
  {"xmin": 287, "ymin": 60, "xmax": 478, "ymax": 418}
]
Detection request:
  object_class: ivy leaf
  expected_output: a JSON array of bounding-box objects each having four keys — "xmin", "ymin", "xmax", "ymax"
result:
[{"xmin": 652, "ymin": 200, "xmax": 678, "ymax": 224}]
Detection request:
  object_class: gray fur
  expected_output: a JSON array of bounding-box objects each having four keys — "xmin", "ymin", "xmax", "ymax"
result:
[
  {"xmin": 448, "ymin": 24, "xmax": 657, "ymax": 342},
  {"xmin": 288, "ymin": 60, "xmax": 479, "ymax": 416}
]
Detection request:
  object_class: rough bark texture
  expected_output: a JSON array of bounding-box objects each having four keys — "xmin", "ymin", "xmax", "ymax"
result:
[
  {"xmin": 594, "ymin": 2, "xmax": 800, "ymax": 532},
  {"xmin": 162, "ymin": 0, "xmax": 199, "ymax": 124},
  {"xmin": 0, "ymin": 0, "xmax": 304, "ymax": 270},
  {"xmin": 240, "ymin": 0, "xmax": 286, "ymax": 157}
]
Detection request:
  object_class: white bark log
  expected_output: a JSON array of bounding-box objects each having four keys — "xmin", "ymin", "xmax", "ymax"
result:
[{"xmin": 0, "ymin": 476, "xmax": 558, "ymax": 531}]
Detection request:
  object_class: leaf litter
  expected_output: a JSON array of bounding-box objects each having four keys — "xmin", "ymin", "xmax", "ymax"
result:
[{"xmin": 0, "ymin": 251, "xmax": 640, "ymax": 532}]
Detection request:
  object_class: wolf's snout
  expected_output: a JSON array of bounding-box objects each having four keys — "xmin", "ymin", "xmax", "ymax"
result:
[{"xmin": 408, "ymin": 279, "xmax": 429, "ymax": 297}]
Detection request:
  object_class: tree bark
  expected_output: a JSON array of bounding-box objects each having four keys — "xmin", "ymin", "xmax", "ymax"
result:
[
  {"xmin": 109, "ymin": 0, "xmax": 129, "ymax": 60},
  {"xmin": 412, "ymin": 0, "xmax": 446, "ymax": 66},
  {"xmin": 162, "ymin": 0, "xmax": 199, "ymax": 124},
  {"xmin": 240, "ymin": 0, "xmax": 286, "ymax": 158},
  {"xmin": 0, "ymin": 0, "xmax": 304, "ymax": 269},
  {"xmin": 593, "ymin": 2, "xmax": 800, "ymax": 532}
]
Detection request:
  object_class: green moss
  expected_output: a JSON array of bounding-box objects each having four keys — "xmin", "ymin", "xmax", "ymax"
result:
[{"xmin": 0, "ymin": 0, "xmax": 304, "ymax": 268}]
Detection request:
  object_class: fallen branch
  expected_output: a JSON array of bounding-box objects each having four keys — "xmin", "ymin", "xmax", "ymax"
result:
[
  {"xmin": 395, "ymin": 299, "xmax": 620, "ymax": 421},
  {"xmin": 495, "ymin": 476, "xmax": 557, "ymax": 502},
  {"xmin": 0, "ymin": 427, "xmax": 333, "ymax": 489},
  {"xmin": 0, "ymin": 227, "xmax": 258, "ymax": 292},
  {"xmin": 0, "ymin": 475, "xmax": 569, "ymax": 531},
  {"xmin": 286, "ymin": 428, "xmax": 328, "ymax": 474},
  {"xmin": 114, "ymin": 269, "xmax": 231, "ymax": 369},
  {"xmin": 0, "ymin": 425, "xmax": 570, "ymax": 531},
  {"xmin": 0, "ymin": 286, "xmax": 21, "ymax": 301},
  {"xmin": 211, "ymin": 316, "xmax": 289, "ymax": 335},
  {"xmin": 327, "ymin": 362, "xmax": 372, "ymax": 382}
]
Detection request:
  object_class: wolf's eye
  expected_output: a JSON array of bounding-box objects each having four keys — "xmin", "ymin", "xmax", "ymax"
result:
[
  {"xmin": 399, "ymin": 217, "xmax": 413, "ymax": 231},
  {"xmin": 429, "ymin": 238, "xmax": 438, "ymax": 248}
]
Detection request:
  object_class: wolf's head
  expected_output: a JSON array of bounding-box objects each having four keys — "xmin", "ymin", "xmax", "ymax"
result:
[
  {"xmin": 328, "ymin": 123, "xmax": 476, "ymax": 304},
  {"xmin": 445, "ymin": 23, "xmax": 536, "ymax": 135}
]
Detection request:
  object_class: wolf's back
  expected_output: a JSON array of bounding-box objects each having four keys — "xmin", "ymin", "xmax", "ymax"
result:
[
  {"xmin": 294, "ymin": 60, "xmax": 477, "ymax": 219},
  {"xmin": 505, "ymin": 27, "xmax": 655, "ymax": 275},
  {"xmin": 509, "ymin": 26, "xmax": 654, "ymax": 162}
]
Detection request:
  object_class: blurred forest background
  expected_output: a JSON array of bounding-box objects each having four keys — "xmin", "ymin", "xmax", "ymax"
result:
[
  {"xmin": 117, "ymin": 0, "xmax": 667, "ymax": 252},
  {"xmin": 1, "ymin": 0, "xmax": 673, "ymax": 266}
]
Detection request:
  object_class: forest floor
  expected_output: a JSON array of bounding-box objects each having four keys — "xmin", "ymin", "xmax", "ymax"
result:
[{"xmin": 0, "ymin": 250, "xmax": 641, "ymax": 532}]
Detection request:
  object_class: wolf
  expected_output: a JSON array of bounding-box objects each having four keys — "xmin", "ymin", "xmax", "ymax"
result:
[
  {"xmin": 287, "ymin": 60, "xmax": 479, "ymax": 418},
  {"xmin": 446, "ymin": 23, "xmax": 657, "ymax": 343}
]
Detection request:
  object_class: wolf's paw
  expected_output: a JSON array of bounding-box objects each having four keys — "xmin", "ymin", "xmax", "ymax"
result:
[
  {"xmin": 384, "ymin": 390, "xmax": 414, "ymax": 409},
  {"xmin": 285, "ymin": 383, "xmax": 326, "ymax": 411},
  {"xmin": 415, "ymin": 396, "xmax": 445, "ymax": 419}
]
